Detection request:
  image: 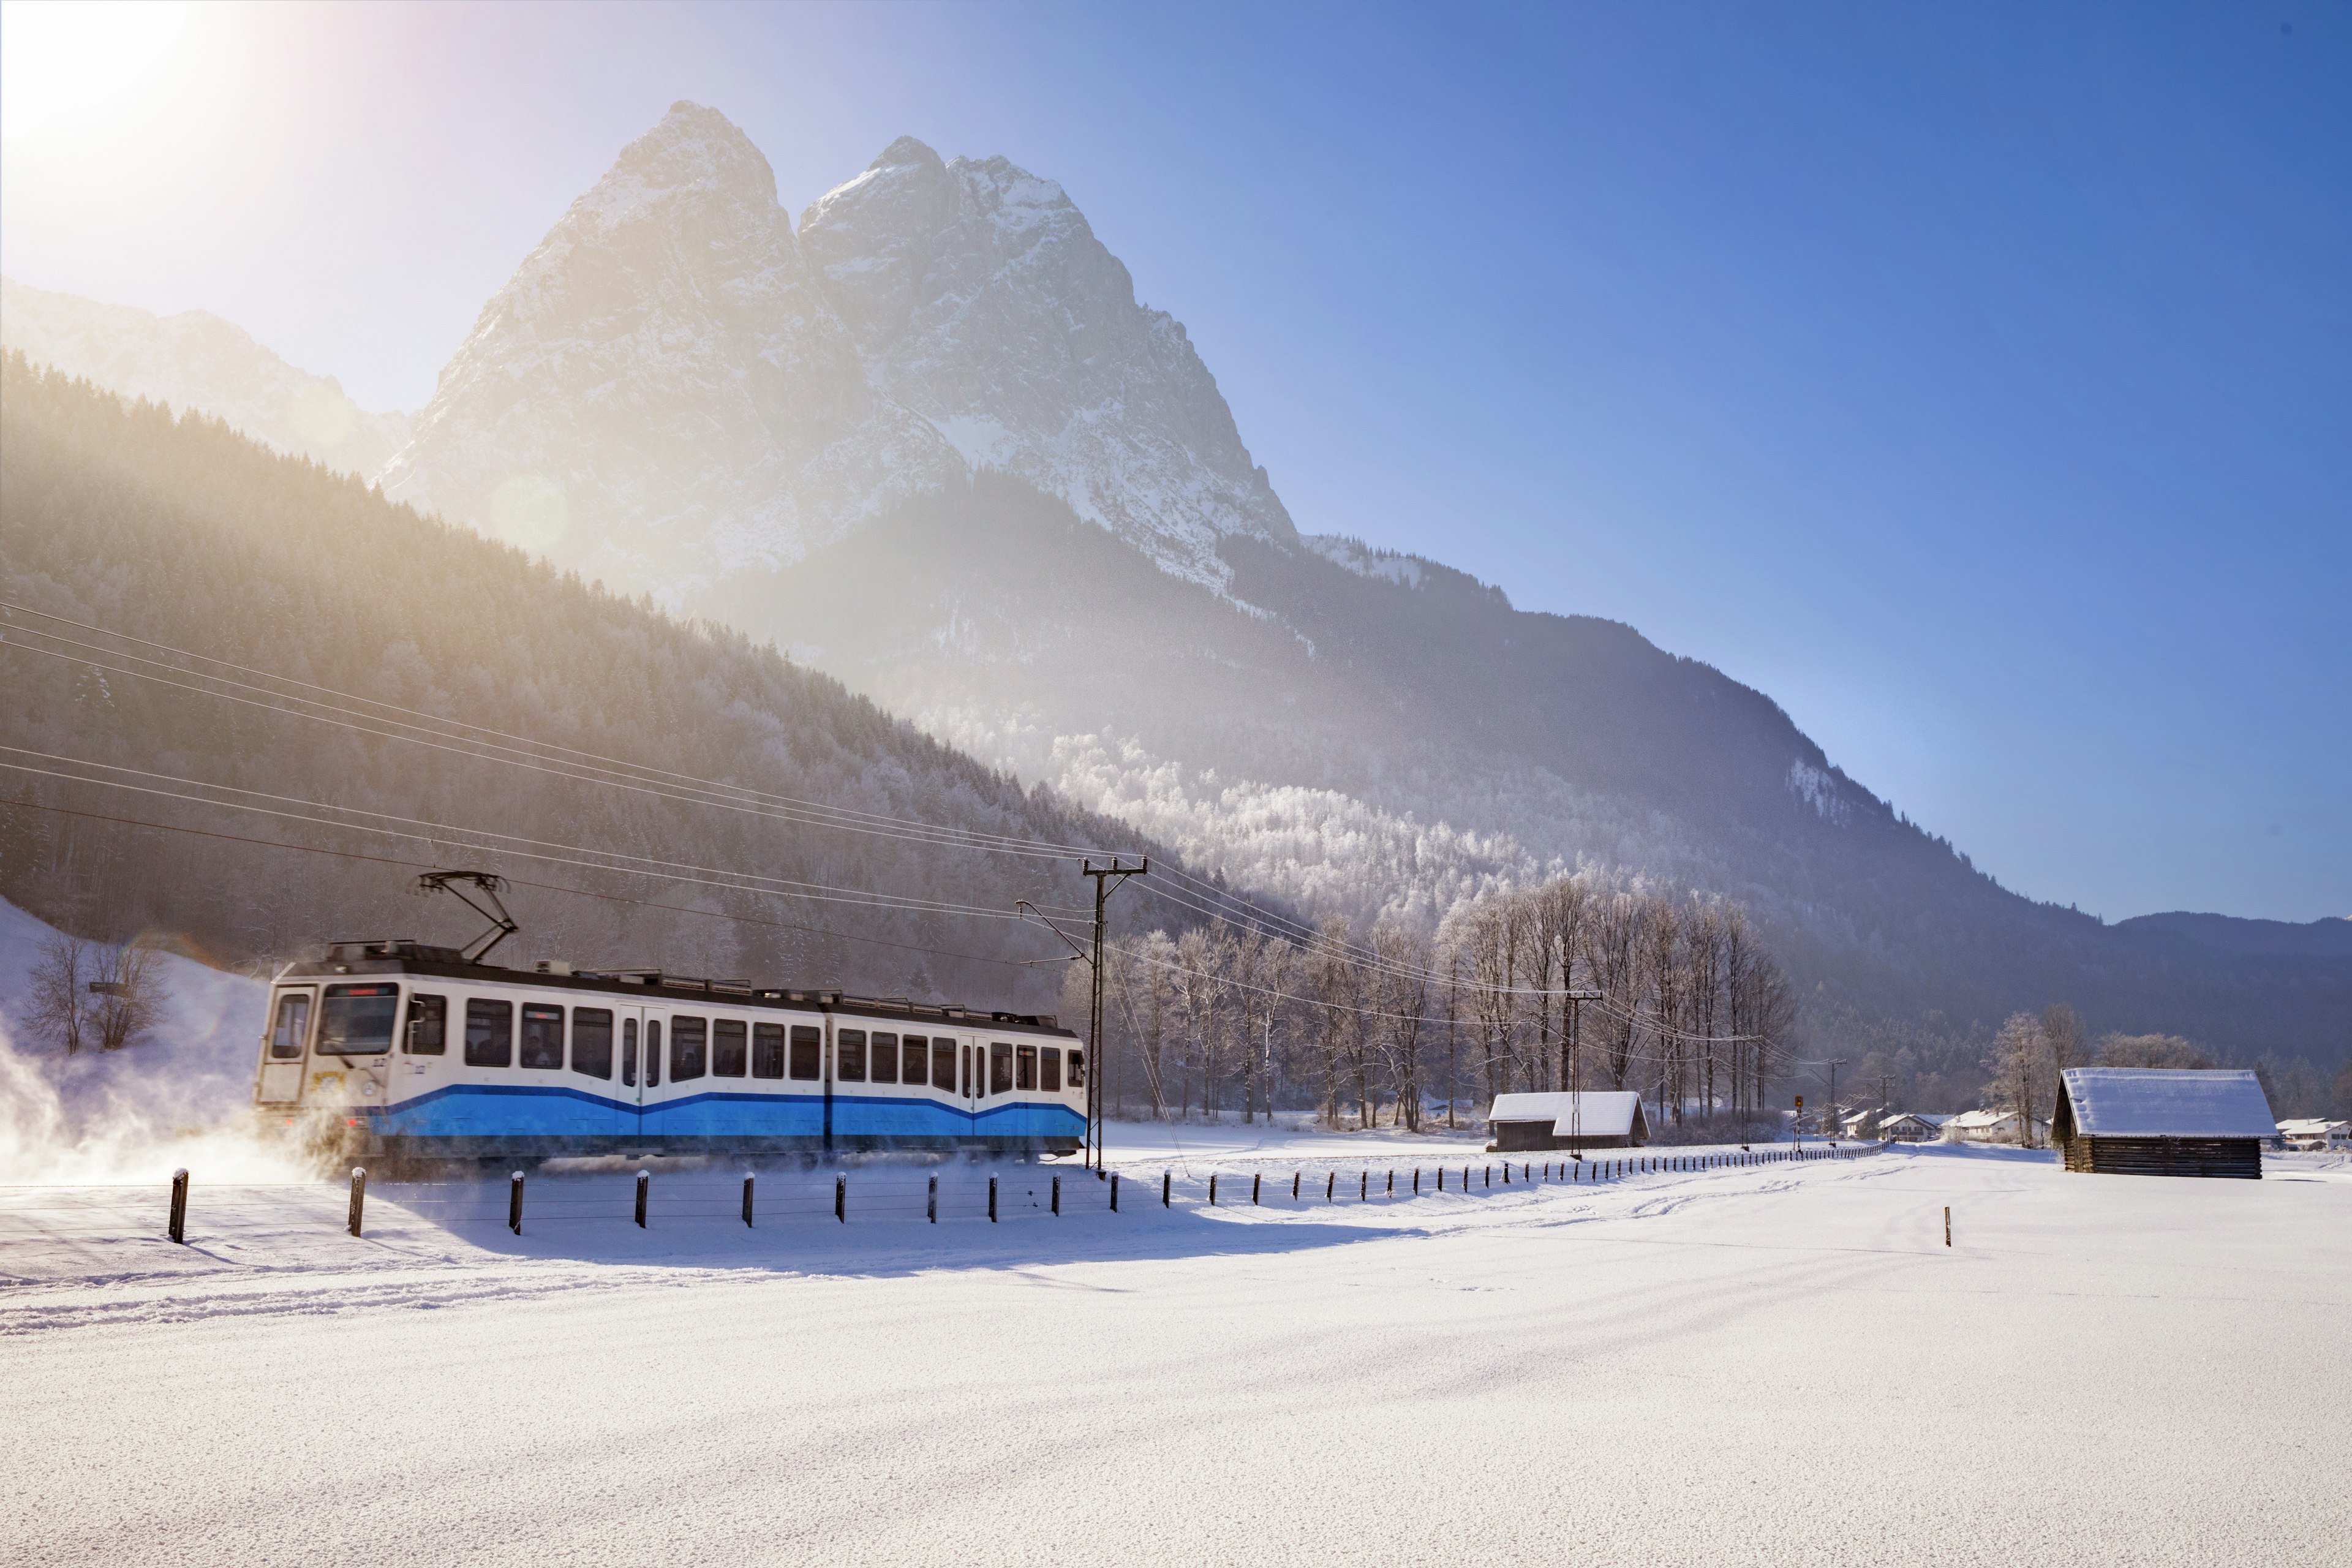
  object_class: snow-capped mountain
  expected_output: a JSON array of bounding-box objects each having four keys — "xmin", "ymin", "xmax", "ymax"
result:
[
  {"xmin": 800, "ymin": 136, "xmax": 1297, "ymax": 586},
  {"xmin": 378, "ymin": 103, "xmax": 964, "ymax": 598},
  {"xmin": 380, "ymin": 105, "xmax": 1294, "ymax": 595},
  {"xmin": 0, "ymin": 276, "xmax": 410, "ymax": 479}
]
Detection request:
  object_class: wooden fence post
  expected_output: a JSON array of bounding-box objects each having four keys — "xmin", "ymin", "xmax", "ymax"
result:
[
  {"xmin": 1163, "ymin": 1170, "xmax": 1172, "ymax": 1208},
  {"xmin": 348, "ymin": 1167, "xmax": 366, "ymax": 1238},
  {"xmin": 989, "ymin": 1175, "xmax": 998, "ymax": 1223},
  {"xmin": 1293, "ymin": 1170, "xmax": 1300, "ymax": 1200},
  {"xmin": 1326, "ymin": 1170, "xmax": 1336, "ymax": 1202},
  {"xmin": 929, "ymin": 1172, "xmax": 938, "ymax": 1224},
  {"xmin": 1253, "ymin": 1172, "xmax": 1262, "ymax": 1205},
  {"xmin": 835, "ymin": 1174, "xmax": 846, "ymax": 1224},
  {"xmin": 168, "ymin": 1168, "xmax": 188, "ymax": 1245},
  {"xmin": 742, "ymin": 1174, "xmax": 755, "ymax": 1228},
  {"xmin": 1944, "ymin": 1205, "xmax": 1951, "ymax": 1248},
  {"xmin": 1053, "ymin": 1175, "xmax": 1061, "ymax": 1216},
  {"xmin": 508, "ymin": 1170, "xmax": 523, "ymax": 1236},
  {"xmin": 1110, "ymin": 1172, "xmax": 1120, "ymax": 1211},
  {"xmin": 636, "ymin": 1169, "xmax": 649, "ymax": 1227}
]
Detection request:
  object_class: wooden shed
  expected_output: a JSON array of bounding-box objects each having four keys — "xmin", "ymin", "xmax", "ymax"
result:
[
  {"xmin": 2052, "ymin": 1068, "xmax": 2274, "ymax": 1180},
  {"xmin": 1486, "ymin": 1091, "xmax": 1650, "ymax": 1152}
]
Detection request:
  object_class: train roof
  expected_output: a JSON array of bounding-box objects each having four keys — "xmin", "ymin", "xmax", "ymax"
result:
[{"xmin": 280, "ymin": 939, "xmax": 1073, "ymax": 1036}]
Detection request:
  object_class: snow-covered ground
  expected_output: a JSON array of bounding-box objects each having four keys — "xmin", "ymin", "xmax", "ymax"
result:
[{"xmin": 2, "ymin": 1134, "xmax": 2345, "ymax": 1566}]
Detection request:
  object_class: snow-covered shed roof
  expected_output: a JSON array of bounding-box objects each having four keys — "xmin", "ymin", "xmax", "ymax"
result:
[
  {"xmin": 1947, "ymin": 1108, "xmax": 2030, "ymax": 1131},
  {"xmin": 1488, "ymin": 1091, "xmax": 1644, "ymax": 1139},
  {"xmin": 2277, "ymin": 1118, "xmax": 2348, "ymax": 1137},
  {"xmin": 2056, "ymin": 1069, "xmax": 2275, "ymax": 1140}
]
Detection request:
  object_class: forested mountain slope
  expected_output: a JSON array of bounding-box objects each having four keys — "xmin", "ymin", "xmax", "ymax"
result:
[
  {"xmin": 0, "ymin": 277, "xmax": 410, "ymax": 480},
  {"xmin": 0, "ymin": 358, "xmax": 1188, "ymax": 1008},
  {"xmin": 710, "ymin": 472, "xmax": 2351, "ymax": 1065}
]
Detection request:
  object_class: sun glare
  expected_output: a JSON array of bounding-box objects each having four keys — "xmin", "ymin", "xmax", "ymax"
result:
[{"xmin": 0, "ymin": 0, "xmax": 189, "ymax": 140}]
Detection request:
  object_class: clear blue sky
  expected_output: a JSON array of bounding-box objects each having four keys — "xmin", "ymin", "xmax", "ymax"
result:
[{"xmin": 3, "ymin": 1, "xmax": 2345, "ymax": 923}]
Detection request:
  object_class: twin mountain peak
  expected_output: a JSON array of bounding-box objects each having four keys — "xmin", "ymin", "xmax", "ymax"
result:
[{"xmin": 381, "ymin": 100, "xmax": 1299, "ymax": 604}]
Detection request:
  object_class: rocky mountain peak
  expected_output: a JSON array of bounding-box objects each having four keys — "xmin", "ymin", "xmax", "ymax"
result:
[
  {"xmin": 378, "ymin": 105, "xmax": 959, "ymax": 598},
  {"xmin": 380, "ymin": 109, "xmax": 1297, "ymax": 600},
  {"xmin": 801, "ymin": 137, "xmax": 1298, "ymax": 584},
  {"xmin": 869, "ymin": 135, "xmax": 944, "ymax": 172}
]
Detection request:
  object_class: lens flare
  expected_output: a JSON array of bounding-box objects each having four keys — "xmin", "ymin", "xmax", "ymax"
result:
[{"xmin": 0, "ymin": 1, "xmax": 190, "ymax": 140}]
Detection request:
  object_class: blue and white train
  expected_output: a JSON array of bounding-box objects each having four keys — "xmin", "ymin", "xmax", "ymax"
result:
[{"xmin": 251, "ymin": 938, "xmax": 1086, "ymax": 1161}]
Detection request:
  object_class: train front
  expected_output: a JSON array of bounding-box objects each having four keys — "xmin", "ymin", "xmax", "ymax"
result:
[{"xmin": 252, "ymin": 967, "xmax": 404, "ymax": 1160}]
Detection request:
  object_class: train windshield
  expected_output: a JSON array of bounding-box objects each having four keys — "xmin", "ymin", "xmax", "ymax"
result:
[{"xmin": 317, "ymin": 983, "xmax": 399, "ymax": 1055}]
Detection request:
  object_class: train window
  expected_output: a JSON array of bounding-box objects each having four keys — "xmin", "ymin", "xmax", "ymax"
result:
[
  {"xmin": 752, "ymin": 1022, "xmax": 785, "ymax": 1079},
  {"xmin": 932, "ymin": 1038, "xmax": 956, "ymax": 1093},
  {"xmin": 464, "ymin": 1000, "xmax": 513, "ymax": 1068},
  {"xmin": 990, "ymin": 1042, "xmax": 1013, "ymax": 1096},
  {"xmin": 318, "ymin": 984, "xmax": 399, "ymax": 1055},
  {"xmin": 904, "ymin": 1035, "xmax": 929, "ymax": 1088},
  {"xmin": 404, "ymin": 993, "xmax": 447, "ymax": 1055},
  {"xmin": 268, "ymin": 993, "xmax": 312, "ymax": 1059},
  {"xmin": 622, "ymin": 1019, "xmax": 638, "ymax": 1087},
  {"xmin": 646, "ymin": 1021, "xmax": 662, "ymax": 1087},
  {"xmin": 1015, "ymin": 1044, "xmax": 1037, "ymax": 1090},
  {"xmin": 519, "ymin": 1005, "xmax": 565, "ymax": 1069},
  {"xmin": 573, "ymin": 1009, "xmax": 614, "ymax": 1079},
  {"xmin": 961, "ymin": 1043, "xmax": 971, "ymax": 1096},
  {"xmin": 671, "ymin": 1017, "xmax": 707, "ymax": 1081},
  {"xmin": 712, "ymin": 1019, "xmax": 747, "ymax": 1077},
  {"xmin": 788, "ymin": 1026, "xmax": 821, "ymax": 1080},
  {"xmin": 1068, "ymin": 1049, "xmax": 1085, "ymax": 1089},
  {"xmin": 837, "ymin": 1029, "xmax": 867, "ymax": 1084},
  {"xmin": 870, "ymin": 1032, "xmax": 899, "ymax": 1084},
  {"xmin": 1041, "ymin": 1047, "xmax": 1062, "ymax": 1093}
]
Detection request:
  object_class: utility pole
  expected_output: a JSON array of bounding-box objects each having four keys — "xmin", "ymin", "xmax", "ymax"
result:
[
  {"xmin": 1561, "ymin": 988, "xmax": 1602, "ymax": 1153},
  {"xmin": 1825, "ymin": 1058, "xmax": 1849, "ymax": 1139},
  {"xmin": 1082, "ymin": 858, "xmax": 1147, "ymax": 1175}
]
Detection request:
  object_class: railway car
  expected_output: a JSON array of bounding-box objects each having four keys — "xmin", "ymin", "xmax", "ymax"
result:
[{"xmin": 252, "ymin": 938, "xmax": 1085, "ymax": 1161}]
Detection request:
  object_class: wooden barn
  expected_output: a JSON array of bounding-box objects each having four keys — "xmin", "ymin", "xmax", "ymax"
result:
[
  {"xmin": 1486, "ymin": 1091, "xmax": 1650, "ymax": 1152},
  {"xmin": 2052, "ymin": 1068, "xmax": 2275, "ymax": 1180}
]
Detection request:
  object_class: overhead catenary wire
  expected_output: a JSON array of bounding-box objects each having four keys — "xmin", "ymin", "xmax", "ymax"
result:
[
  {"xmin": 0, "ymin": 746, "xmax": 1081, "ymax": 923},
  {"xmin": 3, "ymin": 612, "xmax": 1770, "ymax": 1045},
  {"xmin": 0, "ymin": 608, "xmax": 1125, "ymax": 862},
  {"xmin": 3, "ymin": 797, "xmax": 1047, "ymax": 971}
]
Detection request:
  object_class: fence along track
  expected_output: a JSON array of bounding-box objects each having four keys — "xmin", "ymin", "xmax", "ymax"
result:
[{"xmin": 0, "ymin": 1146, "xmax": 1885, "ymax": 1247}]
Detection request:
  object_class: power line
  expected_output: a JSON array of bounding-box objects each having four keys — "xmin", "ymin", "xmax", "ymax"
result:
[
  {"xmin": 0, "ymin": 608, "xmax": 1125, "ymax": 861},
  {"xmin": 1, "ymin": 797, "xmax": 1044, "ymax": 971}
]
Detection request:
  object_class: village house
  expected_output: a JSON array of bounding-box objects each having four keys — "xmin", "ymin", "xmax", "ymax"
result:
[
  {"xmin": 1945, "ymin": 1107, "xmax": 2052, "ymax": 1146},
  {"xmin": 2275, "ymin": 1118, "xmax": 2351, "ymax": 1152}
]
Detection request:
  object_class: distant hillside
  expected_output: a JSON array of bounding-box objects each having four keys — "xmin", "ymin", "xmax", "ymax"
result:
[
  {"xmin": 0, "ymin": 358, "xmax": 1191, "ymax": 1008},
  {"xmin": 709, "ymin": 472, "xmax": 2352, "ymax": 1067},
  {"xmin": 0, "ymin": 277, "xmax": 411, "ymax": 480}
]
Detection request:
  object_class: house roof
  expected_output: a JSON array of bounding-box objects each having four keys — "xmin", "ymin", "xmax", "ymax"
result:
[
  {"xmin": 2057, "ymin": 1068, "xmax": 2276, "ymax": 1140},
  {"xmin": 1947, "ymin": 1108, "xmax": 2046, "ymax": 1130},
  {"xmin": 1488, "ymin": 1091, "xmax": 1645, "ymax": 1139},
  {"xmin": 1882, "ymin": 1111, "xmax": 1950, "ymax": 1126},
  {"xmin": 2276, "ymin": 1118, "xmax": 2348, "ymax": 1136}
]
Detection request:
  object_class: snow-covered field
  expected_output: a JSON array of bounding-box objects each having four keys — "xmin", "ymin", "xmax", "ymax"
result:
[{"xmin": 2, "ymin": 1131, "xmax": 2345, "ymax": 1567}]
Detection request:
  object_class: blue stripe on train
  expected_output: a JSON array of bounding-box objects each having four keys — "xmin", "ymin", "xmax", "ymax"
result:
[{"xmin": 366, "ymin": 1083, "xmax": 1084, "ymax": 1142}]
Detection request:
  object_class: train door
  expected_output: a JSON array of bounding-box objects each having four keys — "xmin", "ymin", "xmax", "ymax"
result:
[
  {"xmin": 631, "ymin": 1009, "xmax": 668, "ymax": 1145},
  {"xmin": 612, "ymin": 1005, "xmax": 648, "ymax": 1140},
  {"xmin": 255, "ymin": 986, "xmax": 317, "ymax": 1106}
]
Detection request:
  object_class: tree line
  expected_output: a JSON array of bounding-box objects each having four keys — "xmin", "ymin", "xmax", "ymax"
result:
[{"xmin": 1068, "ymin": 875, "xmax": 1801, "ymax": 1140}]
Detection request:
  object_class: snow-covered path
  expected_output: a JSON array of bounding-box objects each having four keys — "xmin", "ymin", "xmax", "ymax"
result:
[{"xmin": 2, "ymin": 1144, "xmax": 2345, "ymax": 1566}]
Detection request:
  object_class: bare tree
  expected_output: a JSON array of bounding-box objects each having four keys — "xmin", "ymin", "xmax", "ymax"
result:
[
  {"xmin": 1986, "ymin": 1012, "xmax": 2051, "ymax": 1147},
  {"xmin": 2041, "ymin": 1003, "xmax": 2089, "ymax": 1079},
  {"xmin": 24, "ymin": 931, "xmax": 92, "ymax": 1055},
  {"xmin": 1371, "ymin": 917, "xmax": 1432, "ymax": 1131}
]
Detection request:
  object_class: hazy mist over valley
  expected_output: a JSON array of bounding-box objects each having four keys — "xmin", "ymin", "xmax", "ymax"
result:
[{"xmin": 6, "ymin": 99, "xmax": 2346, "ymax": 1102}]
